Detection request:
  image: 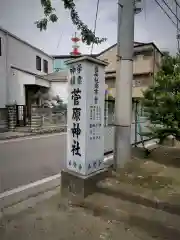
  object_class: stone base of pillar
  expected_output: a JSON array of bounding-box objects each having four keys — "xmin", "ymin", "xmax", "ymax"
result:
[{"xmin": 61, "ymin": 168, "xmax": 111, "ymax": 206}]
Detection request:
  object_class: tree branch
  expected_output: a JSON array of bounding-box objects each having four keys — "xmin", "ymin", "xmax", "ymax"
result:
[{"xmin": 36, "ymin": 0, "xmax": 106, "ymax": 45}]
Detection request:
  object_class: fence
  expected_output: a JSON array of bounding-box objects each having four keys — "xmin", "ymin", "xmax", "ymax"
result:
[
  {"xmin": 104, "ymin": 99, "xmax": 115, "ymax": 126},
  {"xmin": 0, "ymin": 108, "xmax": 8, "ymax": 132},
  {"xmin": 16, "ymin": 105, "xmax": 26, "ymax": 127},
  {"xmin": 30, "ymin": 106, "xmax": 67, "ymax": 131},
  {"xmin": 103, "ymin": 99, "xmax": 151, "ymax": 153},
  {"xmin": 2, "ymin": 100, "xmax": 151, "ymax": 148}
]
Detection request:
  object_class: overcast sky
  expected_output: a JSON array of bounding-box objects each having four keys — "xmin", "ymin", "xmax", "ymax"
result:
[{"xmin": 0, "ymin": 0, "xmax": 179, "ymax": 55}]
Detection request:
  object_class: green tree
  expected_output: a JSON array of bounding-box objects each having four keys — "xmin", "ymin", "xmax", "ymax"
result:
[
  {"xmin": 52, "ymin": 95, "xmax": 67, "ymax": 112},
  {"xmin": 142, "ymin": 53, "xmax": 180, "ymax": 143},
  {"xmin": 36, "ymin": 0, "xmax": 106, "ymax": 45}
]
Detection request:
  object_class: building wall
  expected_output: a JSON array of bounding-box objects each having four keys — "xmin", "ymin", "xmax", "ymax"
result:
[
  {"xmin": 0, "ymin": 28, "xmax": 54, "ymax": 107},
  {"xmin": 9, "ymin": 68, "xmax": 50, "ymax": 105},
  {"xmin": 154, "ymin": 49, "xmax": 162, "ymax": 74},
  {"xmin": 0, "ymin": 31, "xmax": 7, "ymax": 108},
  {"xmin": 97, "ymin": 44, "xmax": 160, "ymax": 75},
  {"xmin": 35, "ymin": 77, "xmax": 50, "ymax": 88},
  {"xmin": 7, "ymin": 34, "xmax": 53, "ymax": 75},
  {"xmin": 133, "ymin": 74, "xmax": 153, "ymax": 87},
  {"xmin": 133, "ymin": 54, "xmax": 153, "ymax": 75},
  {"xmin": 50, "ymin": 81, "xmax": 68, "ymax": 103},
  {"xmin": 53, "ymin": 58, "xmax": 69, "ymax": 72},
  {"xmin": 106, "ymin": 78, "xmax": 115, "ymax": 88},
  {"xmin": 9, "ymin": 69, "xmax": 36, "ymax": 105},
  {"xmin": 98, "ymin": 46, "xmax": 116, "ymax": 72},
  {"xmin": 101, "ymin": 43, "xmax": 162, "ymax": 99}
]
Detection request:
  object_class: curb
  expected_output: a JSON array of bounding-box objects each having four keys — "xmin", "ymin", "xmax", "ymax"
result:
[
  {"xmin": 0, "ymin": 174, "xmax": 61, "ymax": 214},
  {"xmin": 0, "ymin": 127, "xmax": 67, "ymax": 141},
  {"xmin": 98, "ymin": 181, "xmax": 180, "ymax": 217},
  {"xmin": 0, "ymin": 187, "xmax": 60, "ymax": 218},
  {"xmin": 0, "ymin": 154, "xmax": 113, "ymax": 216}
]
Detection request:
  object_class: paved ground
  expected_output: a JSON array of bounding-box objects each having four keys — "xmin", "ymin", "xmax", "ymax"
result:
[
  {"xmin": 0, "ymin": 126, "xmax": 115, "ymax": 193},
  {"xmin": 0, "ymin": 133, "xmax": 66, "ymax": 193},
  {"xmin": 1, "ymin": 146, "xmax": 180, "ymax": 239},
  {"xmin": 0, "ymin": 192, "xmax": 172, "ymax": 240}
]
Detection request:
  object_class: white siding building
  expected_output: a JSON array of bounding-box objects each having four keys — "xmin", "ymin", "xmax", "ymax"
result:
[
  {"xmin": 46, "ymin": 70, "xmax": 68, "ymax": 103},
  {"xmin": 0, "ymin": 27, "xmax": 54, "ymax": 109}
]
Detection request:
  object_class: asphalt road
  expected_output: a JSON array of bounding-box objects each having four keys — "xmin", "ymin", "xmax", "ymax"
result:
[
  {"xmin": 0, "ymin": 121, "xmax": 148, "ymax": 193},
  {"xmin": 0, "ymin": 133, "xmax": 66, "ymax": 193}
]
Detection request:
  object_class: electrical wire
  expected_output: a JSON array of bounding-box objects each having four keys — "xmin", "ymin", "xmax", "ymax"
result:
[
  {"xmin": 154, "ymin": 0, "xmax": 180, "ymax": 53},
  {"xmin": 56, "ymin": 33, "xmax": 63, "ymax": 50},
  {"xmin": 153, "ymin": 0, "xmax": 180, "ymax": 30},
  {"xmin": 90, "ymin": 0, "xmax": 100, "ymax": 55},
  {"xmin": 161, "ymin": 0, "xmax": 180, "ymax": 23},
  {"xmin": 175, "ymin": 0, "xmax": 180, "ymax": 9}
]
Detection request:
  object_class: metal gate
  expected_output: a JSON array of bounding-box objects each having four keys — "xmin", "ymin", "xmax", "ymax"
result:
[{"xmin": 16, "ymin": 105, "xmax": 26, "ymax": 127}]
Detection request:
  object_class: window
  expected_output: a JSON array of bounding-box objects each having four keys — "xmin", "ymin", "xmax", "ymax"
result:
[
  {"xmin": 0, "ymin": 37, "xmax": 1, "ymax": 56},
  {"xmin": 43, "ymin": 59, "xmax": 48, "ymax": 73},
  {"xmin": 36, "ymin": 56, "xmax": 41, "ymax": 71}
]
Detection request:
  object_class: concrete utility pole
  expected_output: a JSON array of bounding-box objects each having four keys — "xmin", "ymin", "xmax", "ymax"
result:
[
  {"xmin": 114, "ymin": 0, "xmax": 141, "ymax": 169},
  {"xmin": 175, "ymin": 0, "xmax": 180, "ymax": 53}
]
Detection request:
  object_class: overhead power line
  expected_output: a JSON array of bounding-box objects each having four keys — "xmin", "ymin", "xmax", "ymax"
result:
[
  {"xmin": 175, "ymin": 0, "xmax": 180, "ymax": 9},
  {"xmin": 90, "ymin": 0, "xmax": 100, "ymax": 55},
  {"xmin": 153, "ymin": 0, "xmax": 180, "ymax": 31},
  {"xmin": 161, "ymin": 0, "xmax": 180, "ymax": 23}
]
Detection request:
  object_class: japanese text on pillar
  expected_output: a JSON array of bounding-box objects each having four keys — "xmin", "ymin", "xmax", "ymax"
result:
[
  {"xmin": 69, "ymin": 64, "xmax": 83, "ymax": 170},
  {"xmin": 89, "ymin": 65, "xmax": 102, "ymax": 141}
]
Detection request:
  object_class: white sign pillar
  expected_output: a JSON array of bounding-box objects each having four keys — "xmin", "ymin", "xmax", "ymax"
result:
[{"xmin": 66, "ymin": 56, "xmax": 107, "ymax": 176}]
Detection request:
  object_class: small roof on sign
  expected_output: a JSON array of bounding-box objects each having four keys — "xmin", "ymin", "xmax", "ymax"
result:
[{"xmin": 65, "ymin": 56, "xmax": 108, "ymax": 66}]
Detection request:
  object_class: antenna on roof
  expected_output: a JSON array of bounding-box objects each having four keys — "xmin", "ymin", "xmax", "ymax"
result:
[{"xmin": 70, "ymin": 32, "xmax": 81, "ymax": 56}]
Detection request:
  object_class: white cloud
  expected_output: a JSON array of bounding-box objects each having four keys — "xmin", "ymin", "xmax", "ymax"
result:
[{"xmin": 0, "ymin": 0, "xmax": 179, "ymax": 55}]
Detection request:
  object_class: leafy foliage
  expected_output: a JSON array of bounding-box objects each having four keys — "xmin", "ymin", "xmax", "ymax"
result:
[
  {"xmin": 36, "ymin": 0, "xmax": 106, "ymax": 45},
  {"xmin": 52, "ymin": 96, "xmax": 67, "ymax": 112},
  {"xmin": 142, "ymin": 53, "xmax": 180, "ymax": 143}
]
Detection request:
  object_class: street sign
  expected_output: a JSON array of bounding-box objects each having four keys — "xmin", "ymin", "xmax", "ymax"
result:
[{"xmin": 66, "ymin": 56, "xmax": 107, "ymax": 175}]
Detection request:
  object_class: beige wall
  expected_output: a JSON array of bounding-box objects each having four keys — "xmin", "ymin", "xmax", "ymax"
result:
[
  {"xmin": 98, "ymin": 46, "xmax": 117, "ymax": 72},
  {"xmin": 101, "ymin": 43, "xmax": 162, "ymax": 98},
  {"xmin": 133, "ymin": 74, "xmax": 153, "ymax": 87},
  {"xmin": 106, "ymin": 78, "xmax": 115, "ymax": 88},
  {"xmin": 98, "ymin": 43, "xmax": 162, "ymax": 75},
  {"xmin": 133, "ymin": 54, "xmax": 152, "ymax": 75},
  {"xmin": 105, "ymin": 74, "xmax": 153, "ymax": 89},
  {"xmin": 105, "ymin": 85, "xmax": 148, "ymax": 99}
]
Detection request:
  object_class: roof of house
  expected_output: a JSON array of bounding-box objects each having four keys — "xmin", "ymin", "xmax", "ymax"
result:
[
  {"xmin": 45, "ymin": 70, "xmax": 68, "ymax": 82},
  {"xmin": 53, "ymin": 42, "xmax": 163, "ymax": 60},
  {"xmin": 11, "ymin": 66, "xmax": 69, "ymax": 82},
  {"xmin": 65, "ymin": 56, "xmax": 108, "ymax": 66},
  {"xmin": 0, "ymin": 26, "xmax": 53, "ymax": 59},
  {"xmin": 96, "ymin": 42, "xmax": 163, "ymax": 57},
  {"xmin": 11, "ymin": 66, "xmax": 50, "ymax": 80},
  {"xmin": 52, "ymin": 54, "xmax": 97, "ymax": 59}
]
